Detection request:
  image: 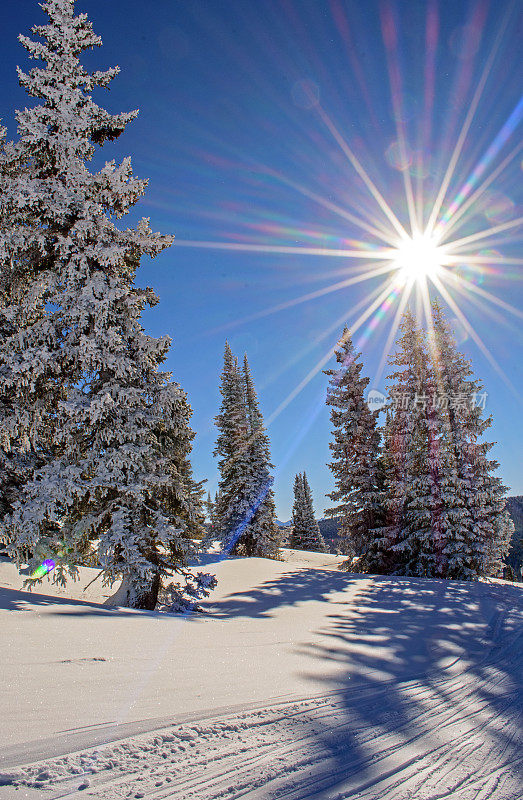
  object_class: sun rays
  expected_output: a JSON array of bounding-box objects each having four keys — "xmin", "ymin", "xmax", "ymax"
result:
[{"xmin": 172, "ymin": 2, "xmax": 522, "ymax": 423}]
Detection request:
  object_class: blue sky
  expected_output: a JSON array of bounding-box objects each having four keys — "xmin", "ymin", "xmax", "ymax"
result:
[{"xmin": 1, "ymin": 0, "xmax": 521, "ymax": 519}]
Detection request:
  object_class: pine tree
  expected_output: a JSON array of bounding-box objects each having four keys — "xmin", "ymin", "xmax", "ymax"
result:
[
  {"xmin": 377, "ymin": 306, "xmax": 512, "ymax": 580},
  {"xmin": 156, "ymin": 385, "xmax": 207, "ymax": 542},
  {"xmin": 324, "ymin": 327, "xmax": 382, "ymax": 560},
  {"xmin": 214, "ymin": 343, "xmax": 252, "ymax": 554},
  {"xmin": 0, "ymin": 0, "xmax": 214, "ymax": 610},
  {"xmin": 290, "ymin": 472, "xmax": 326, "ymax": 552},
  {"xmin": 205, "ymin": 492, "xmax": 215, "ymax": 525},
  {"xmin": 382, "ymin": 310, "xmax": 438, "ymax": 576},
  {"xmin": 214, "ymin": 345, "xmax": 279, "ymax": 557},
  {"xmin": 242, "ymin": 355, "xmax": 279, "ymax": 557},
  {"xmin": 430, "ymin": 302, "xmax": 513, "ymax": 578}
]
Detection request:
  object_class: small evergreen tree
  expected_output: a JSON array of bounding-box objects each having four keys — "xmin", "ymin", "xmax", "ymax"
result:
[
  {"xmin": 290, "ymin": 472, "xmax": 326, "ymax": 552},
  {"xmin": 0, "ymin": 0, "xmax": 214, "ymax": 609},
  {"xmin": 205, "ymin": 492, "xmax": 215, "ymax": 526},
  {"xmin": 324, "ymin": 327, "xmax": 382, "ymax": 559}
]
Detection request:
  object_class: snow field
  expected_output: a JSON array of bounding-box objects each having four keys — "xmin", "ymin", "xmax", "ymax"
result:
[{"xmin": 1, "ymin": 551, "xmax": 522, "ymax": 799}]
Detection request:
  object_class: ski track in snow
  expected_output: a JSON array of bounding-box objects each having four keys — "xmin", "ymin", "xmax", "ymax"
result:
[{"xmin": 0, "ymin": 555, "xmax": 522, "ymax": 800}]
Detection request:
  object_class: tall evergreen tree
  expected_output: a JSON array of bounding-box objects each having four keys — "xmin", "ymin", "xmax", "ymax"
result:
[
  {"xmin": 430, "ymin": 302, "xmax": 513, "ymax": 578},
  {"xmin": 377, "ymin": 307, "xmax": 512, "ymax": 580},
  {"xmin": 214, "ymin": 345, "xmax": 279, "ymax": 557},
  {"xmin": 156, "ymin": 386, "xmax": 207, "ymax": 542},
  {"xmin": 324, "ymin": 327, "xmax": 382, "ymax": 559},
  {"xmin": 214, "ymin": 343, "xmax": 252, "ymax": 554},
  {"xmin": 381, "ymin": 310, "xmax": 441, "ymax": 576},
  {"xmin": 0, "ymin": 0, "xmax": 214, "ymax": 609},
  {"xmin": 290, "ymin": 472, "xmax": 326, "ymax": 552},
  {"xmin": 205, "ymin": 492, "xmax": 215, "ymax": 525},
  {"xmin": 242, "ymin": 354, "xmax": 279, "ymax": 557}
]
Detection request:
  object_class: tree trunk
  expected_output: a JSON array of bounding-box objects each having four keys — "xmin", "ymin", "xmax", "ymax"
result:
[{"xmin": 104, "ymin": 571, "xmax": 161, "ymax": 610}]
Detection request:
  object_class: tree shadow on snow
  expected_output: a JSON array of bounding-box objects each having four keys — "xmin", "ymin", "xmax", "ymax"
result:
[
  {"xmin": 0, "ymin": 585, "xmax": 168, "ymax": 619},
  {"xmin": 203, "ymin": 565, "xmax": 358, "ymax": 619},
  {"xmin": 284, "ymin": 574, "xmax": 523, "ymax": 798}
]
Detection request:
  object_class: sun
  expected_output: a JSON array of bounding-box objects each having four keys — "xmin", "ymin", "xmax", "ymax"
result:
[{"xmin": 391, "ymin": 232, "xmax": 449, "ymax": 283}]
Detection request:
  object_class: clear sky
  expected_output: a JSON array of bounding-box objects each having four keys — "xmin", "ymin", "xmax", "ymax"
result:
[{"xmin": 1, "ymin": 0, "xmax": 521, "ymax": 519}]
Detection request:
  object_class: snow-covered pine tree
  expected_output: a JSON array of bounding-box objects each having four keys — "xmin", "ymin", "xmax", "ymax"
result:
[
  {"xmin": 324, "ymin": 327, "xmax": 382, "ymax": 560},
  {"xmin": 205, "ymin": 492, "xmax": 215, "ymax": 525},
  {"xmin": 290, "ymin": 472, "xmax": 326, "ymax": 552},
  {"xmin": 382, "ymin": 310, "xmax": 438, "ymax": 576},
  {"xmin": 182, "ymin": 473, "xmax": 207, "ymax": 541},
  {"xmin": 0, "ymin": 0, "xmax": 214, "ymax": 610},
  {"xmin": 242, "ymin": 354, "xmax": 279, "ymax": 557},
  {"xmin": 214, "ymin": 345, "xmax": 279, "ymax": 557},
  {"xmin": 214, "ymin": 343, "xmax": 253, "ymax": 554},
  {"xmin": 156, "ymin": 385, "xmax": 207, "ymax": 543},
  {"xmin": 430, "ymin": 302, "xmax": 513, "ymax": 578},
  {"xmin": 290, "ymin": 473, "xmax": 305, "ymax": 548},
  {"xmin": 0, "ymin": 118, "xmax": 60, "ymax": 542}
]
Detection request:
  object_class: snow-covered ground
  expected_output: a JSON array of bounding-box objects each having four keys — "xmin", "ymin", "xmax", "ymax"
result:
[{"xmin": 1, "ymin": 551, "xmax": 522, "ymax": 799}]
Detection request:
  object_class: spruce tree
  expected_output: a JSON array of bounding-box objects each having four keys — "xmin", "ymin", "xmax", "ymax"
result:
[
  {"xmin": 430, "ymin": 302, "xmax": 513, "ymax": 578},
  {"xmin": 156, "ymin": 386, "xmax": 207, "ymax": 542},
  {"xmin": 214, "ymin": 345, "xmax": 279, "ymax": 557},
  {"xmin": 382, "ymin": 310, "xmax": 439, "ymax": 576},
  {"xmin": 0, "ymin": 0, "xmax": 214, "ymax": 609},
  {"xmin": 214, "ymin": 343, "xmax": 253, "ymax": 554},
  {"xmin": 290, "ymin": 472, "xmax": 326, "ymax": 552},
  {"xmin": 242, "ymin": 354, "xmax": 279, "ymax": 557},
  {"xmin": 378, "ymin": 306, "xmax": 512, "ymax": 580},
  {"xmin": 205, "ymin": 492, "xmax": 215, "ymax": 526},
  {"xmin": 324, "ymin": 327, "xmax": 382, "ymax": 559}
]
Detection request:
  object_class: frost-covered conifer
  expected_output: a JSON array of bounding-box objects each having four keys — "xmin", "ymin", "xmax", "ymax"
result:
[
  {"xmin": 324, "ymin": 327, "xmax": 382, "ymax": 559},
  {"xmin": 381, "ymin": 311, "xmax": 437, "ymax": 576},
  {"xmin": 0, "ymin": 0, "xmax": 214, "ymax": 609},
  {"xmin": 214, "ymin": 343, "xmax": 253, "ymax": 553},
  {"xmin": 205, "ymin": 492, "xmax": 215, "ymax": 525},
  {"xmin": 214, "ymin": 345, "xmax": 279, "ymax": 557},
  {"xmin": 430, "ymin": 302, "xmax": 513, "ymax": 578},
  {"xmin": 290, "ymin": 472, "xmax": 326, "ymax": 552},
  {"xmin": 377, "ymin": 305, "xmax": 512, "ymax": 580},
  {"xmin": 242, "ymin": 355, "xmax": 279, "ymax": 557},
  {"xmin": 156, "ymin": 386, "xmax": 207, "ymax": 542}
]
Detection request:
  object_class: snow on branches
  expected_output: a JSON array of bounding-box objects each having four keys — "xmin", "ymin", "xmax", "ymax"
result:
[
  {"xmin": 213, "ymin": 344, "xmax": 280, "ymax": 558},
  {"xmin": 0, "ymin": 0, "xmax": 213, "ymax": 609}
]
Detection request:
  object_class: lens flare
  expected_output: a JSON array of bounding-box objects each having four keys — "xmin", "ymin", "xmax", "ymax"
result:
[
  {"xmin": 29, "ymin": 559, "xmax": 56, "ymax": 580},
  {"xmin": 168, "ymin": 1, "xmax": 522, "ymax": 414}
]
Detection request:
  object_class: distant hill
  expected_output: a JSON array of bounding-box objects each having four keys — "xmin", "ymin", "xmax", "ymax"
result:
[{"xmin": 318, "ymin": 517, "xmax": 341, "ymax": 554}]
